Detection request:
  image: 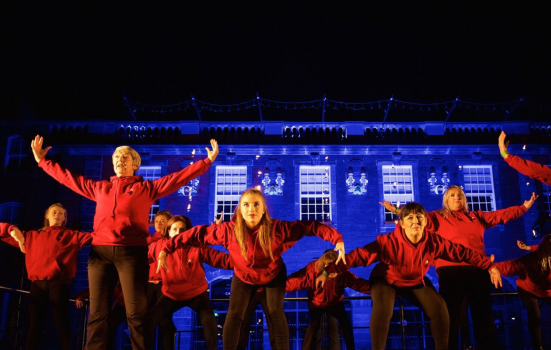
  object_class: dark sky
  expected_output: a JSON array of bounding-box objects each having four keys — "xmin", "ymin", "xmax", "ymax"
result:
[{"xmin": 3, "ymin": 2, "xmax": 551, "ymax": 121}]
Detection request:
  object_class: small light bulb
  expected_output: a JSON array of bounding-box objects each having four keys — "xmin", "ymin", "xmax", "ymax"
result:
[
  {"xmin": 255, "ymin": 155, "xmax": 260, "ymax": 159},
  {"xmin": 191, "ymin": 149, "xmax": 196, "ymax": 155},
  {"xmin": 458, "ymin": 165, "xmax": 462, "ymax": 169},
  {"xmin": 255, "ymin": 185, "xmax": 261, "ymax": 191},
  {"xmin": 187, "ymin": 204, "xmax": 191, "ymax": 211},
  {"xmin": 522, "ymin": 145, "xmax": 526, "ymax": 150}
]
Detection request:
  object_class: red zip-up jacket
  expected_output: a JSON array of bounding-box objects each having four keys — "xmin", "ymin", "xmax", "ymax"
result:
[
  {"xmin": 149, "ymin": 238, "xmax": 231, "ymax": 301},
  {"xmin": 286, "ymin": 261, "xmax": 370, "ymax": 308},
  {"xmin": 505, "ymin": 154, "xmax": 551, "ymax": 186},
  {"xmin": 495, "ymin": 254, "xmax": 551, "ymax": 298},
  {"xmin": 345, "ymin": 225, "xmax": 495, "ymax": 287},
  {"xmin": 164, "ymin": 219, "xmax": 343, "ymax": 285},
  {"xmin": 424, "ymin": 205, "xmax": 527, "ymax": 269},
  {"xmin": 148, "ymin": 232, "xmax": 163, "ymax": 282},
  {"xmin": 0, "ymin": 223, "xmax": 92, "ymax": 283},
  {"xmin": 38, "ymin": 158, "xmax": 212, "ymax": 246}
]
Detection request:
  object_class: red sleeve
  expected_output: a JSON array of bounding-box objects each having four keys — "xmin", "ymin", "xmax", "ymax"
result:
[
  {"xmin": 148, "ymin": 241, "xmax": 160, "ymax": 263},
  {"xmin": 495, "ymin": 259, "xmax": 525, "ymax": 277},
  {"xmin": 530, "ymin": 245, "xmax": 538, "ymax": 252},
  {"xmin": 343, "ymin": 271, "xmax": 370, "ymax": 294},
  {"xmin": 286, "ymin": 266, "xmax": 314, "ymax": 292},
  {"xmin": 76, "ymin": 231, "xmax": 93, "ymax": 249},
  {"xmin": 344, "ymin": 241, "xmax": 381, "ymax": 269},
  {"xmin": 201, "ymin": 245, "xmax": 232, "ymax": 270},
  {"xmin": 505, "ymin": 154, "xmax": 551, "ymax": 186},
  {"xmin": 164, "ymin": 223, "xmax": 230, "ymax": 253},
  {"xmin": 475, "ymin": 205, "xmax": 527, "ymax": 229},
  {"xmin": 424, "ymin": 211, "xmax": 439, "ymax": 233},
  {"xmin": 38, "ymin": 159, "xmax": 99, "ymax": 201},
  {"xmin": 151, "ymin": 159, "xmax": 212, "ymax": 200},
  {"xmin": 278, "ymin": 220, "xmax": 343, "ymax": 246},
  {"xmin": 433, "ymin": 233, "xmax": 493, "ymax": 270},
  {"xmin": 0, "ymin": 223, "xmax": 23, "ymax": 248}
]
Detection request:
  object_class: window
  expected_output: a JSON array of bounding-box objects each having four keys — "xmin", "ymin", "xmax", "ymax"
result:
[
  {"xmin": 137, "ymin": 166, "xmax": 162, "ymax": 222},
  {"xmin": 215, "ymin": 166, "xmax": 248, "ymax": 222},
  {"xmin": 382, "ymin": 165, "xmax": 414, "ymax": 223},
  {"xmin": 4, "ymin": 135, "xmax": 26, "ymax": 167},
  {"xmin": 299, "ymin": 166, "xmax": 331, "ymax": 222},
  {"xmin": 0, "ymin": 202, "xmax": 23, "ymax": 225},
  {"xmin": 462, "ymin": 165, "xmax": 496, "ymax": 212}
]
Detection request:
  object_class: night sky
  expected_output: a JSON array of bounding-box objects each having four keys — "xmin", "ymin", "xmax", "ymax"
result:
[{"xmin": 3, "ymin": 2, "xmax": 551, "ymax": 121}]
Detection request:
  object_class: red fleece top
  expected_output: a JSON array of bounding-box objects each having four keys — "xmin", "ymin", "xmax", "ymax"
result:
[
  {"xmin": 148, "ymin": 232, "xmax": 163, "ymax": 282},
  {"xmin": 0, "ymin": 223, "xmax": 92, "ymax": 283},
  {"xmin": 505, "ymin": 154, "xmax": 551, "ymax": 186},
  {"xmin": 149, "ymin": 239, "xmax": 231, "ymax": 301},
  {"xmin": 38, "ymin": 158, "xmax": 212, "ymax": 246},
  {"xmin": 424, "ymin": 205, "xmax": 527, "ymax": 269},
  {"xmin": 164, "ymin": 219, "xmax": 343, "ymax": 285},
  {"xmin": 496, "ymin": 254, "xmax": 551, "ymax": 298},
  {"xmin": 286, "ymin": 261, "xmax": 370, "ymax": 308},
  {"xmin": 345, "ymin": 225, "xmax": 494, "ymax": 287}
]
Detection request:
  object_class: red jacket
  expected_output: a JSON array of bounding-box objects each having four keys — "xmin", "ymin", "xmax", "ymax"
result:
[
  {"xmin": 424, "ymin": 205, "xmax": 527, "ymax": 269},
  {"xmin": 286, "ymin": 261, "xmax": 370, "ymax": 308},
  {"xmin": 164, "ymin": 219, "xmax": 343, "ymax": 285},
  {"xmin": 496, "ymin": 253, "xmax": 551, "ymax": 298},
  {"xmin": 345, "ymin": 225, "xmax": 494, "ymax": 287},
  {"xmin": 505, "ymin": 154, "xmax": 551, "ymax": 186},
  {"xmin": 0, "ymin": 223, "xmax": 92, "ymax": 283},
  {"xmin": 149, "ymin": 238, "xmax": 231, "ymax": 301},
  {"xmin": 148, "ymin": 232, "xmax": 163, "ymax": 282},
  {"xmin": 38, "ymin": 158, "xmax": 212, "ymax": 246}
]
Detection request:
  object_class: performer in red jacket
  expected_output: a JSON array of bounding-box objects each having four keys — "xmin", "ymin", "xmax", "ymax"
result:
[
  {"xmin": 145, "ymin": 209, "xmax": 175, "ymax": 350},
  {"xmin": 158, "ymin": 188, "xmax": 346, "ymax": 350},
  {"xmin": 342, "ymin": 202, "xmax": 501, "ymax": 350},
  {"xmin": 30, "ymin": 135, "xmax": 218, "ymax": 350},
  {"xmin": 0, "ymin": 203, "xmax": 91, "ymax": 350},
  {"xmin": 499, "ymin": 131, "xmax": 551, "ymax": 185},
  {"xmin": 286, "ymin": 249, "xmax": 369, "ymax": 350},
  {"xmin": 147, "ymin": 215, "xmax": 231, "ymax": 350},
  {"xmin": 495, "ymin": 234, "xmax": 551, "ymax": 350},
  {"xmin": 381, "ymin": 186, "xmax": 535, "ymax": 350}
]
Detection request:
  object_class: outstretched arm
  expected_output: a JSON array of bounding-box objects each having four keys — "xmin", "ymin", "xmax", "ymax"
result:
[
  {"xmin": 31, "ymin": 135, "xmax": 52, "ymax": 163},
  {"xmin": 498, "ymin": 131, "xmax": 509, "ymax": 159}
]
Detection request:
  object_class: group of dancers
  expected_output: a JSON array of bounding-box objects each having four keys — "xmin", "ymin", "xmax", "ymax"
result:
[{"xmin": 0, "ymin": 131, "xmax": 550, "ymax": 350}]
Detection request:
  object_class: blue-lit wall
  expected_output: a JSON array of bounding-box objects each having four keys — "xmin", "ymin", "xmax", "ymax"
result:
[{"xmin": 1, "ymin": 121, "xmax": 550, "ymax": 349}]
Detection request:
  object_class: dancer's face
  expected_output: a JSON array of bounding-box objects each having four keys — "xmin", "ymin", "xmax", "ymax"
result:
[
  {"xmin": 169, "ymin": 221, "xmax": 187, "ymax": 238},
  {"xmin": 446, "ymin": 189, "xmax": 465, "ymax": 211},
  {"xmin": 239, "ymin": 192, "xmax": 265, "ymax": 230},
  {"xmin": 46, "ymin": 206, "xmax": 66, "ymax": 227},
  {"xmin": 154, "ymin": 214, "xmax": 169, "ymax": 234},
  {"xmin": 112, "ymin": 151, "xmax": 138, "ymax": 177},
  {"xmin": 401, "ymin": 212, "xmax": 426, "ymax": 238}
]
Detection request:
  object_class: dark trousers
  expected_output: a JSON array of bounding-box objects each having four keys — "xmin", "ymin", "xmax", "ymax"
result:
[
  {"xmin": 438, "ymin": 267, "xmax": 498, "ymax": 350},
  {"xmin": 147, "ymin": 283, "xmax": 177, "ymax": 350},
  {"xmin": 370, "ymin": 277, "xmax": 449, "ymax": 350},
  {"xmin": 224, "ymin": 266, "xmax": 288, "ymax": 350},
  {"xmin": 26, "ymin": 281, "xmax": 71, "ymax": 350},
  {"xmin": 237, "ymin": 290, "xmax": 275, "ymax": 350},
  {"xmin": 518, "ymin": 286, "xmax": 551, "ymax": 350},
  {"xmin": 303, "ymin": 301, "xmax": 351, "ymax": 350},
  {"xmin": 146, "ymin": 292, "xmax": 218, "ymax": 350},
  {"xmin": 87, "ymin": 245, "xmax": 149, "ymax": 350}
]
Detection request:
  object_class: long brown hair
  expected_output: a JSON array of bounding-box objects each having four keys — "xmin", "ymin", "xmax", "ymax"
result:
[
  {"xmin": 162, "ymin": 215, "xmax": 192, "ymax": 239},
  {"xmin": 536, "ymin": 234, "xmax": 551, "ymax": 271},
  {"xmin": 437, "ymin": 185, "xmax": 470, "ymax": 218},
  {"xmin": 232, "ymin": 188, "xmax": 274, "ymax": 261},
  {"xmin": 42, "ymin": 203, "xmax": 67, "ymax": 229},
  {"xmin": 316, "ymin": 249, "xmax": 338, "ymax": 273}
]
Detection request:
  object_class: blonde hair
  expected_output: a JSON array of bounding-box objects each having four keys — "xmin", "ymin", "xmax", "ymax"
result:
[
  {"xmin": 232, "ymin": 188, "xmax": 273, "ymax": 261},
  {"xmin": 437, "ymin": 185, "xmax": 470, "ymax": 218},
  {"xmin": 43, "ymin": 203, "xmax": 67, "ymax": 229},
  {"xmin": 112, "ymin": 145, "xmax": 141, "ymax": 173},
  {"xmin": 316, "ymin": 249, "xmax": 338, "ymax": 273}
]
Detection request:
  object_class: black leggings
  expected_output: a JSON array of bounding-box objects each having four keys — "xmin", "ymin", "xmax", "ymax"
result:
[
  {"xmin": 87, "ymin": 246, "xmax": 149, "ymax": 350},
  {"xmin": 437, "ymin": 267, "xmax": 498, "ymax": 350},
  {"xmin": 303, "ymin": 301, "xmax": 352, "ymax": 350},
  {"xmin": 517, "ymin": 286, "xmax": 551, "ymax": 350},
  {"xmin": 224, "ymin": 266, "xmax": 288, "ymax": 350},
  {"xmin": 146, "ymin": 292, "xmax": 218, "ymax": 350},
  {"xmin": 26, "ymin": 281, "xmax": 71, "ymax": 350},
  {"xmin": 147, "ymin": 283, "xmax": 177, "ymax": 350},
  {"xmin": 370, "ymin": 277, "xmax": 449, "ymax": 350}
]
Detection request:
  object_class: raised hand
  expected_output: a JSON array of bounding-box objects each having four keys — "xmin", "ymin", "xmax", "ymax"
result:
[
  {"xmin": 206, "ymin": 139, "xmax": 219, "ymax": 163},
  {"xmin": 498, "ymin": 131, "xmax": 509, "ymax": 158},
  {"xmin": 379, "ymin": 199, "xmax": 398, "ymax": 214},
  {"xmin": 30, "ymin": 135, "xmax": 52, "ymax": 163},
  {"xmin": 156, "ymin": 251, "xmax": 169, "ymax": 273},
  {"xmin": 334, "ymin": 242, "xmax": 346, "ymax": 265},
  {"xmin": 517, "ymin": 240, "xmax": 531, "ymax": 251},
  {"xmin": 315, "ymin": 273, "xmax": 327, "ymax": 289},
  {"xmin": 523, "ymin": 192, "xmax": 539, "ymax": 210}
]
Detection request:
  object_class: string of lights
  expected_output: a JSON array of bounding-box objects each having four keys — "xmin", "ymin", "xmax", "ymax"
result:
[{"xmin": 123, "ymin": 95, "xmax": 551, "ymax": 116}]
